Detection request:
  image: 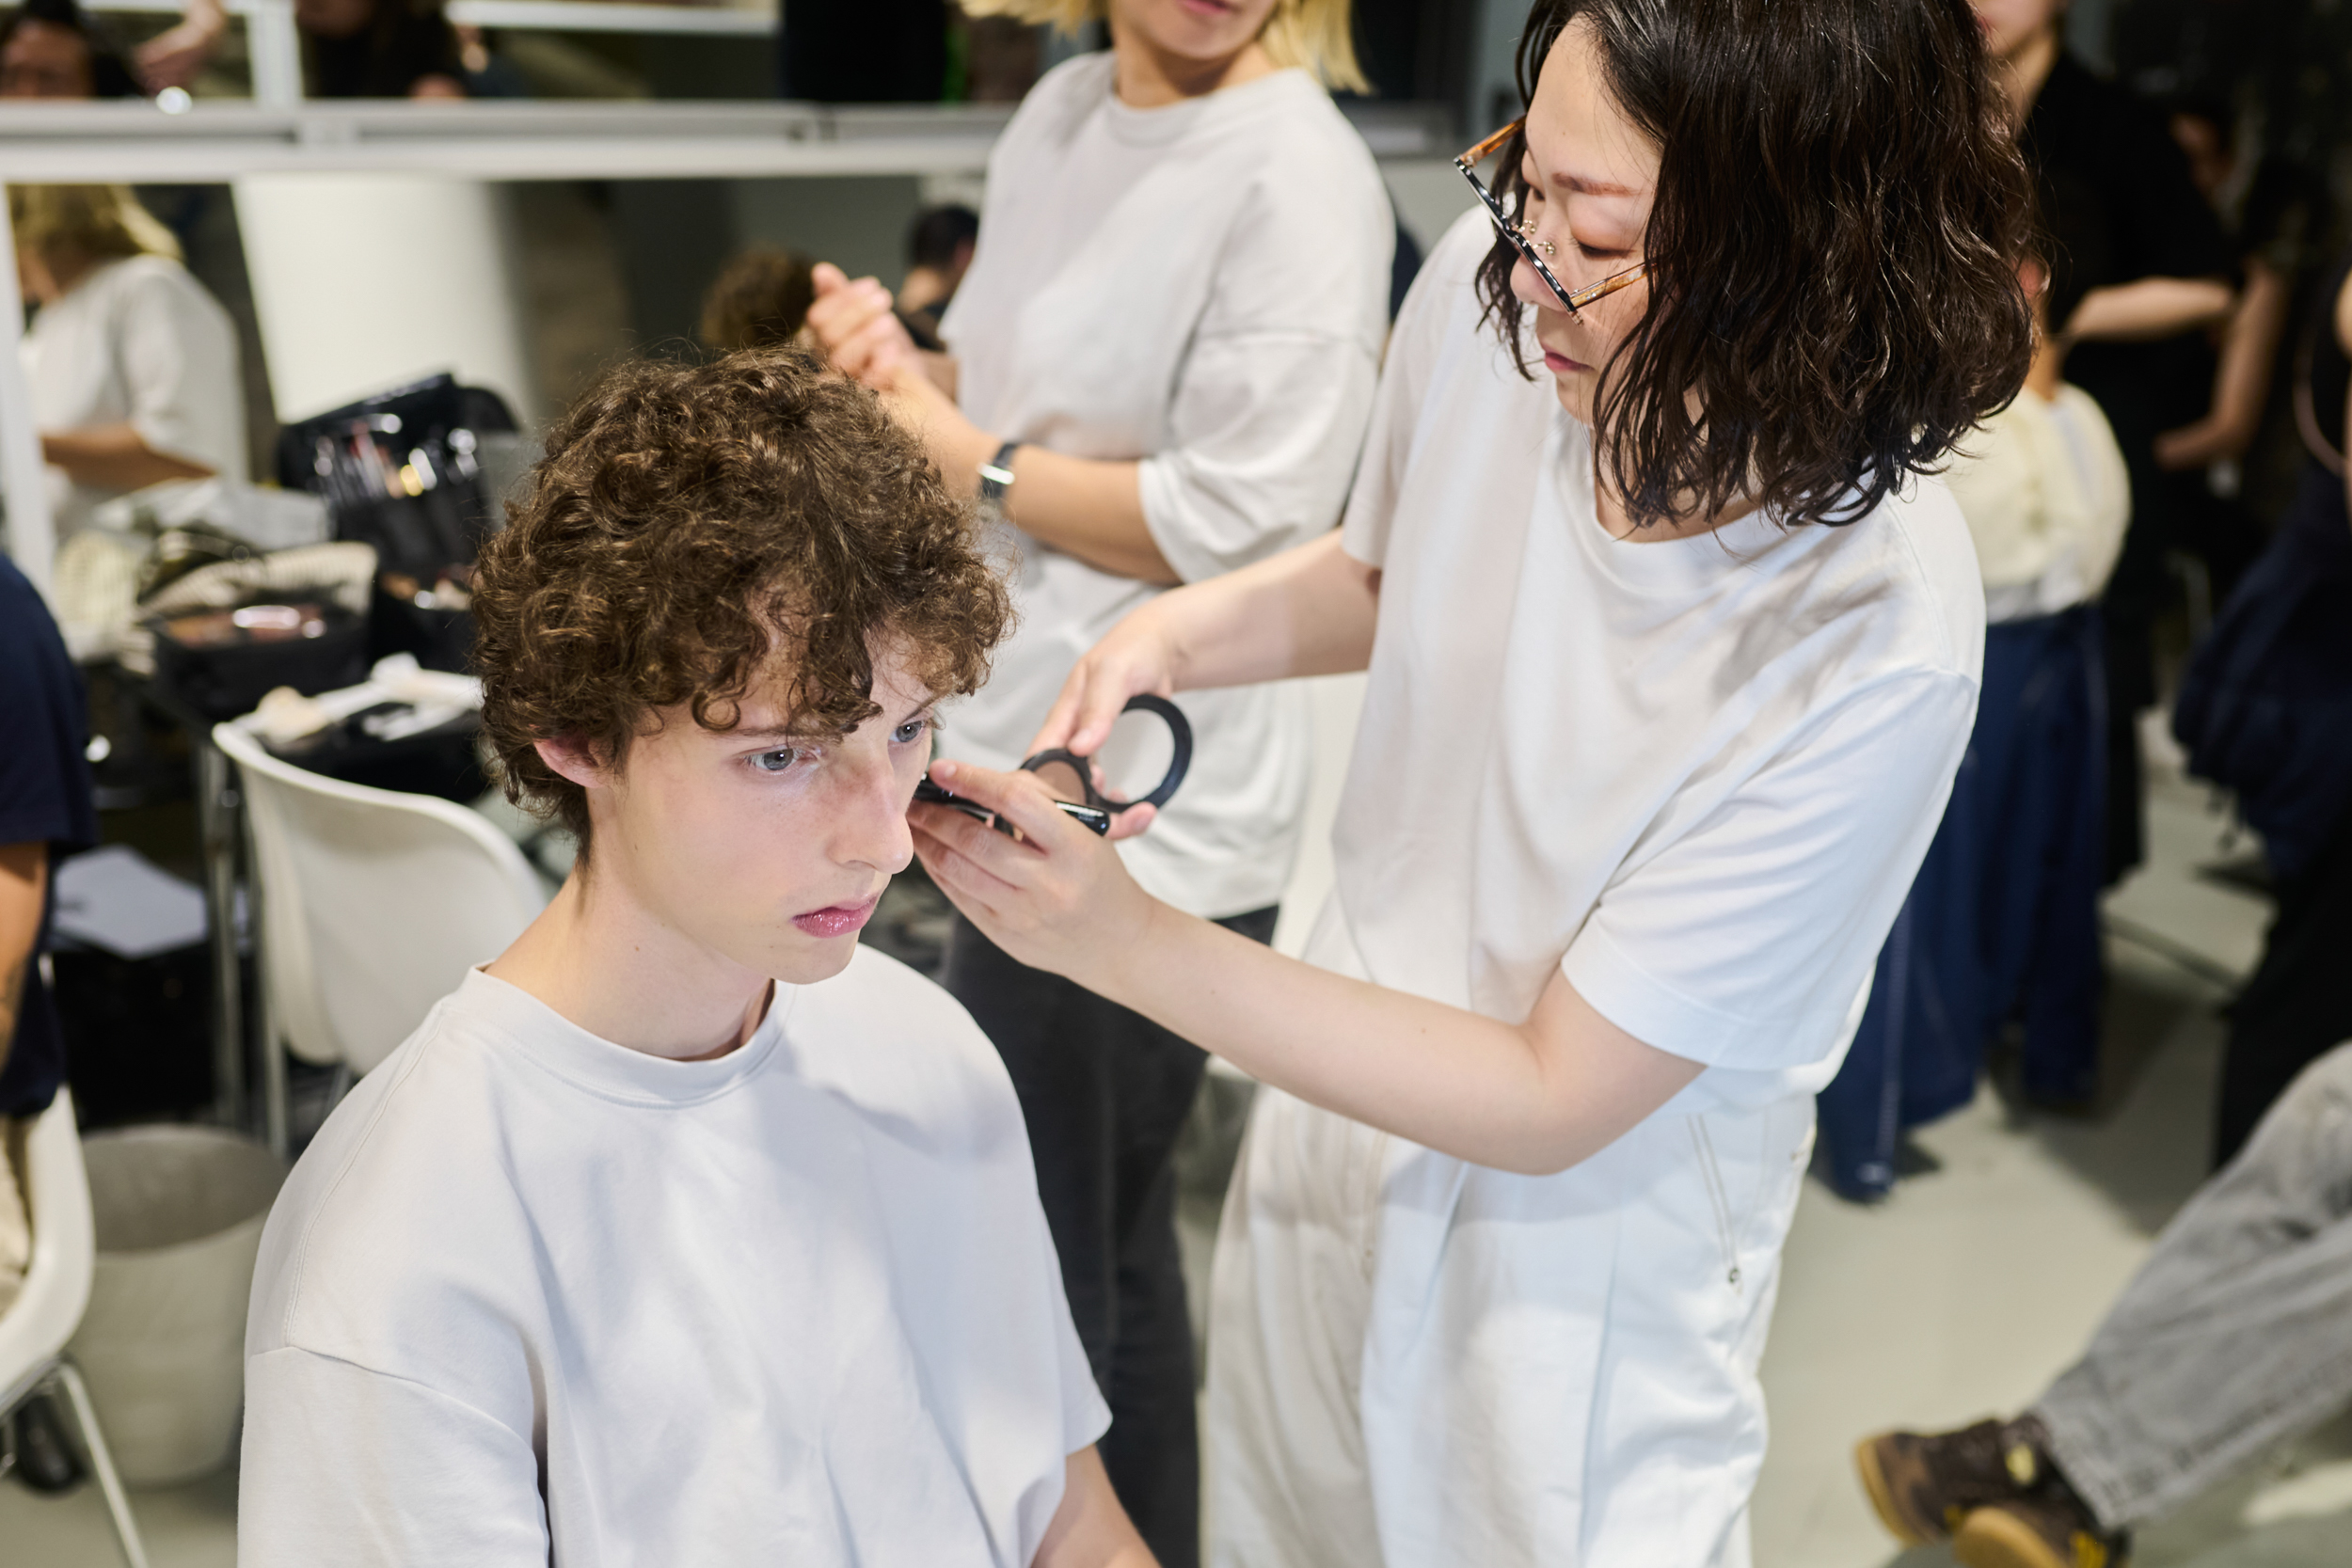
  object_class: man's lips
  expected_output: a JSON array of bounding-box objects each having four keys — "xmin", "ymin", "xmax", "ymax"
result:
[{"xmin": 792, "ymin": 893, "xmax": 881, "ymax": 939}]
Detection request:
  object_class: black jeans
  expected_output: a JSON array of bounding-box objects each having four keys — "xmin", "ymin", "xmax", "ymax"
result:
[
  {"xmin": 941, "ymin": 904, "xmax": 1278, "ymax": 1568},
  {"xmin": 2217, "ymin": 804, "xmax": 2352, "ymax": 1168}
]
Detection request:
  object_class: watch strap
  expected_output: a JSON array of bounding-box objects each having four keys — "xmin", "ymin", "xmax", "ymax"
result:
[{"xmin": 977, "ymin": 439, "xmax": 1023, "ymax": 509}]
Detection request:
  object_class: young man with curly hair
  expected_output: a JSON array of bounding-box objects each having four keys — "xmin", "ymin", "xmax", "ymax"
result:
[{"xmin": 238, "ymin": 351, "xmax": 1153, "ymax": 1568}]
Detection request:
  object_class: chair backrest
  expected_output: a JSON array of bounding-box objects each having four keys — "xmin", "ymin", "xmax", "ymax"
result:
[
  {"xmin": 0, "ymin": 1089, "xmax": 94, "ymax": 1411},
  {"xmin": 213, "ymin": 725, "xmax": 548, "ymax": 1075}
]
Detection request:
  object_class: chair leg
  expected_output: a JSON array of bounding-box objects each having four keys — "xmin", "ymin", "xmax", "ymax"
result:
[{"xmin": 47, "ymin": 1361, "xmax": 153, "ymax": 1568}]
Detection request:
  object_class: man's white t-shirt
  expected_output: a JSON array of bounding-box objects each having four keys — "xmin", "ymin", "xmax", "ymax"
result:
[
  {"xmin": 940, "ymin": 54, "xmax": 1392, "ymax": 920},
  {"xmin": 240, "ymin": 950, "xmax": 1108, "ymax": 1567},
  {"xmin": 1327, "ymin": 209, "xmax": 1985, "ymax": 1109},
  {"xmin": 22, "ymin": 254, "xmax": 246, "ymax": 543}
]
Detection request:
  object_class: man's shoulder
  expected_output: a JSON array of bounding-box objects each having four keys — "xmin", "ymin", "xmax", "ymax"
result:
[{"xmin": 246, "ymin": 992, "xmax": 533, "ymax": 1358}]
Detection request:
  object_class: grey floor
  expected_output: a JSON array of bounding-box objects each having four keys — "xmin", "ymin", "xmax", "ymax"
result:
[{"xmin": 8, "ymin": 721, "xmax": 2346, "ymax": 1565}]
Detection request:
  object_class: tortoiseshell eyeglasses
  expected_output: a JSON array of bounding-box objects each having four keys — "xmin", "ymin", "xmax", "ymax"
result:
[{"xmin": 1457, "ymin": 119, "xmax": 1648, "ymax": 316}]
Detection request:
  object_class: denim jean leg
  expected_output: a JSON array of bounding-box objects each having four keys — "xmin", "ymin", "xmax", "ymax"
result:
[{"xmin": 2033, "ymin": 1041, "xmax": 2352, "ymax": 1529}]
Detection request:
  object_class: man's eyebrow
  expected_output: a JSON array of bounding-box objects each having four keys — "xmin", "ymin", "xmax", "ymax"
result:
[{"xmin": 726, "ymin": 694, "xmax": 941, "ymax": 745}]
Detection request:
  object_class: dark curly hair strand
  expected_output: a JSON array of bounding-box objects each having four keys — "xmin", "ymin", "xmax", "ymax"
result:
[{"xmin": 1476, "ymin": 0, "xmax": 2036, "ymax": 529}]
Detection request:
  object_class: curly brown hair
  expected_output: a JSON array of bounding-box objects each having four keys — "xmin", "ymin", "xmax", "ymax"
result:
[
  {"xmin": 471, "ymin": 348, "xmax": 1011, "ymax": 856},
  {"xmin": 1476, "ymin": 0, "xmax": 2036, "ymax": 529},
  {"xmin": 698, "ymin": 246, "xmax": 818, "ymax": 354}
]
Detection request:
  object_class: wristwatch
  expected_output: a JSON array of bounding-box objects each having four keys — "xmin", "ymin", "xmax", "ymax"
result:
[{"xmin": 977, "ymin": 439, "xmax": 1023, "ymax": 520}]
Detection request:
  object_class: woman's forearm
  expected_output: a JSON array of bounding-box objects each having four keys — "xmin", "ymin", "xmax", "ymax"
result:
[
  {"xmin": 2062, "ymin": 277, "xmax": 2233, "ymax": 344},
  {"xmin": 1084, "ymin": 899, "xmax": 1696, "ymax": 1176},
  {"xmin": 40, "ymin": 425, "xmax": 213, "ymax": 492},
  {"xmin": 1162, "ymin": 530, "xmax": 1379, "ymax": 690},
  {"xmin": 1001, "ymin": 451, "xmax": 1177, "ymax": 584}
]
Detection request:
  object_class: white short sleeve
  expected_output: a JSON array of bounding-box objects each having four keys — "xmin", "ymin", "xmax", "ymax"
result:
[
  {"xmin": 1561, "ymin": 669, "xmax": 1979, "ymax": 1071},
  {"xmin": 114, "ymin": 263, "xmax": 246, "ymax": 482},
  {"xmin": 241, "ymin": 1347, "xmax": 549, "ymax": 1567},
  {"xmin": 1342, "ymin": 210, "xmax": 1503, "ymax": 571},
  {"xmin": 1135, "ymin": 167, "xmax": 1391, "ymax": 583}
]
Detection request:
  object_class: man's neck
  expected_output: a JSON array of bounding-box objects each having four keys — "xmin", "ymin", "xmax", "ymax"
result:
[
  {"xmin": 485, "ymin": 872, "xmax": 771, "ymax": 1062},
  {"xmin": 1109, "ymin": 23, "xmax": 1275, "ymax": 108},
  {"xmin": 1999, "ymin": 24, "xmax": 2062, "ymax": 130}
]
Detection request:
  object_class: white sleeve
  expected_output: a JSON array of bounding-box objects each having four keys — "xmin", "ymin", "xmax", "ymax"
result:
[
  {"xmin": 115, "ymin": 266, "xmax": 246, "ymax": 483},
  {"xmin": 1134, "ymin": 158, "xmax": 1392, "ymax": 583},
  {"xmin": 1562, "ymin": 669, "xmax": 1979, "ymax": 1072},
  {"xmin": 1341, "ymin": 209, "xmax": 1502, "ymax": 570},
  {"xmin": 240, "ymin": 1346, "xmax": 550, "ymax": 1566}
]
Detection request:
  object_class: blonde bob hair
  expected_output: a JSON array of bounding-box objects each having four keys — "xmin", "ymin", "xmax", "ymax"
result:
[
  {"xmin": 966, "ymin": 0, "xmax": 1367, "ymax": 93},
  {"xmin": 8, "ymin": 184, "xmax": 183, "ymax": 268}
]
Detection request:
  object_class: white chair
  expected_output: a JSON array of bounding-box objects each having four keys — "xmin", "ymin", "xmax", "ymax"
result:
[
  {"xmin": 0, "ymin": 1089, "xmax": 151, "ymax": 1568},
  {"xmin": 212, "ymin": 725, "xmax": 548, "ymax": 1157}
]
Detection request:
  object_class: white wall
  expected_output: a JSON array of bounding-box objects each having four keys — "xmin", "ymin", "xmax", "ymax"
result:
[{"xmin": 232, "ymin": 175, "xmax": 537, "ymax": 427}]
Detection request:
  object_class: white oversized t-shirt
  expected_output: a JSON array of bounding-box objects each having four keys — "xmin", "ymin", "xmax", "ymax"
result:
[
  {"xmin": 1327, "ymin": 210, "xmax": 1985, "ymax": 1110},
  {"xmin": 940, "ymin": 54, "xmax": 1392, "ymax": 919},
  {"xmin": 22, "ymin": 254, "xmax": 246, "ymax": 543},
  {"xmin": 240, "ymin": 950, "xmax": 1108, "ymax": 1567}
]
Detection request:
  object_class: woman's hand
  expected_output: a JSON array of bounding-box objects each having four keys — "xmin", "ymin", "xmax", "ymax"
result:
[
  {"xmin": 910, "ymin": 759, "xmax": 1162, "ymax": 986},
  {"xmin": 136, "ymin": 0, "xmax": 227, "ymax": 91},
  {"xmin": 806, "ymin": 263, "xmax": 922, "ymax": 389},
  {"xmin": 1029, "ymin": 598, "xmax": 1185, "ymax": 758}
]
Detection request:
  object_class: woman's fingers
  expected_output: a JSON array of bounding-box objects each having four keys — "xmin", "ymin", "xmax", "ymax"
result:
[{"xmin": 804, "ymin": 269, "xmax": 899, "ymax": 372}]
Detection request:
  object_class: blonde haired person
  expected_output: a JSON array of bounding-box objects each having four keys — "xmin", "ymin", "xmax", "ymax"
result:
[
  {"xmin": 12, "ymin": 183, "xmax": 245, "ymax": 545},
  {"xmin": 806, "ymin": 2, "xmax": 1391, "ymax": 1562}
]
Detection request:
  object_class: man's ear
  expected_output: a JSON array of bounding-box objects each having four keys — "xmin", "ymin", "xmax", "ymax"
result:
[{"xmin": 534, "ymin": 734, "xmax": 608, "ymax": 790}]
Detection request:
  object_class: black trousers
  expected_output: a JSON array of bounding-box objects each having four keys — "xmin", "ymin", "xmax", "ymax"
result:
[
  {"xmin": 2217, "ymin": 806, "xmax": 2352, "ymax": 1168},
  {"xmin": 941, "ymin": 905, "xmax": 1278, "ymax": 1568}
]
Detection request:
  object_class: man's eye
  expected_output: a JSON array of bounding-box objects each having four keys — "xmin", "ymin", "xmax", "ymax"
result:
[
  {"xmin": 752, "ymin": 748, "xmax": 803, "ymax": 774},
  {"xmin": 893, "ymin": 717, "xmax": 931, "ymax": 745}
]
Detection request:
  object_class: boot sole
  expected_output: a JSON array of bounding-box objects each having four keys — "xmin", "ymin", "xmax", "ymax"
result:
[
  {"xmin": 1852, "ymin": 1438, "xmax": 1935, "ymax": 1546},
  {"xmin": 1952, "ymin": 1508, "xmax": 2125, "ymax": 1568}
]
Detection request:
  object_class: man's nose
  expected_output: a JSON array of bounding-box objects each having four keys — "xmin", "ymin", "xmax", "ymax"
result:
[{"xmin": 836, "ymin": 752, "xmax": 914, "ymax": 877}]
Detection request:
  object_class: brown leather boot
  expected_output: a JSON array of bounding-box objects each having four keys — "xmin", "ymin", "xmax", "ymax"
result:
[
  {"xmin": 1953, "ymin": 1493, "xmax": 2131, "ymax": 1568},
  {"xmin": 1854, "ymin": 1416, "xmax": 2049, "ymax": 1544}
]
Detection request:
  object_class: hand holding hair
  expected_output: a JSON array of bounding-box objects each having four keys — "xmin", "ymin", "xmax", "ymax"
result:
[{"xmin": 805, "ymin": 262, "xmax": 920, "ymax": 389}]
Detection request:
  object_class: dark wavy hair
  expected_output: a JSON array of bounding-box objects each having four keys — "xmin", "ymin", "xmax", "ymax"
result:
[
  {"xmin": 1476, "ymin": 0, "xmax": 2035, "ymax": 528},
  {"xmin": 472, "ymin": 348, "xmax": 1012, "ymax": 858}
]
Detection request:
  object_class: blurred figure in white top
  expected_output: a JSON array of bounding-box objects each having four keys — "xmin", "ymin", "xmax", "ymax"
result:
[
  {"xmin": 1818, "ymin": 256, "xmax": 2130, "ymax": 1201},
  {"xmin": 12, "ymin": 183, "xmax": 245, "ymax": 546}
]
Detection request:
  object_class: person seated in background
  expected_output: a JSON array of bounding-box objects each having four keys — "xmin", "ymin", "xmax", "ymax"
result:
[
  {"xmin": 129, "ymin": 0, "xmax": 469, "ymax": 95},
  {"xmin": 12, "ymin": 183, "xmax": 245, "ymax": 545},
  {"xmin": 237, "ymin": 349, "xmax": 1154, "ymax": 1568},
  {"xmin": 1857, "ymin": 1037, "xmax": 2352, "ymax": 1568},
  {"xmin": 0, "ymin": 0, "xmax": 140, "ymax": 98},
  {"xmin": 0, "ymin": 549, "xmax": 99, "ymax": 1478},
  {"xmin": 698, "ymin": 244, "xmax": 818, "ymax": 354},
  {"xmin": 897, "ymin": 201, "xmax": 977, "ymax": 350}
]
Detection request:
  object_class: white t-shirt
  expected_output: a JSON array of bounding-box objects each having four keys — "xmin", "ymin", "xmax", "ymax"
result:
[
  {"xmin": 1946, "ymin": 383, "xmax": 2129, "ymax": 622},
  {"xmin": 22, "ymin": 254, "xmax": 246, "ymax": 544},
  {"xmin": 240, "ymin": 951, "xmax": 1108, "ymax": 1567},
  {"xmin": 1327, "ymin": 210, "xmax": 1985, "ymax": 1112},
  {"xmin": 940, "ymin": 54, "xmax": 1392, "ymax": 919}
]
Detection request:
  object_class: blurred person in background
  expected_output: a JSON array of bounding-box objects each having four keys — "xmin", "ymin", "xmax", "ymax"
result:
[
  {"xmin": 1819, "ymin": 254, "xmax": 2130, "ymax": 1197},
  {"xmin": 1975, "ymin": 0, "xmax": 2233, "ymax": 887},
  {"xmin": 12, "ymin": 183, "xmax": 246, "ymax": 545},
  {"xmin": 898, "ymin": 201, "xmax": 978, "ymax": 349},
  {"xmin": 0, "ymin": 0, "xmax": 140, "ymax": 99},
  {"xmin": 1858, "ymin": 1032, "xmax": 2352, "ymax": 1568},
  {"xmin": 2153, "ymin": 93, "xmax": 2329, "ymax": 526},
  {"xmin": 0, "ymin": 547, "xmax": 99, "ymax": 1482},
  {"xmin": 699, "ymin": 245, "xmax": 818, "ymax": 354},
  {"xmin": 127, "ymin": 0, "xmax": 467, "ymax": 97},
  {"xmin": 806, "ymin": 0, "xmax": 1392, "ymax": 1560},
  {"xmin": 2174, "ymin": 254, "xmax": 2352, "ymax": 1169}
]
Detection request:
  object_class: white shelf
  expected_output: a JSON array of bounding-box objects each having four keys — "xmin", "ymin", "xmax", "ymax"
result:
[
  {"xmin": 87, "ymin": 0, "xmax": 772, "ymax": 35},
  {"xmin": 444, "ymin": 1, "xmax": 771, "ymax": 36}
]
